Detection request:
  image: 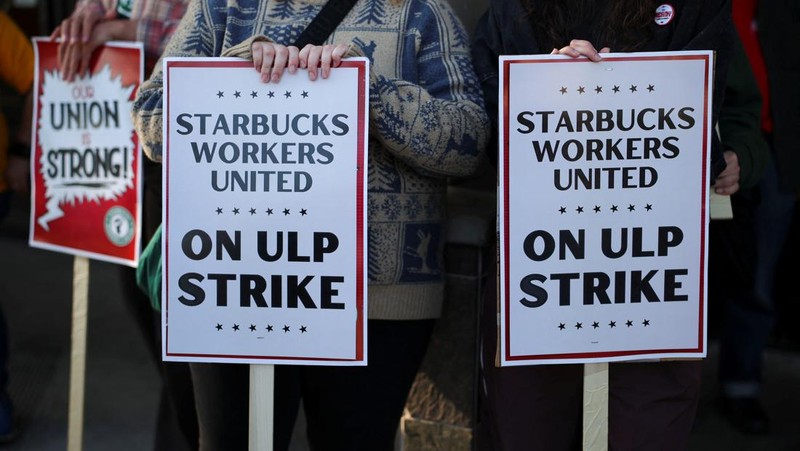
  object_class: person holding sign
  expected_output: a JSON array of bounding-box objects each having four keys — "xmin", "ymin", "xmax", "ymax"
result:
[
  {"xmin": 471, "ymin": 1, "xmax": 733, "ymax": 449},
  {"xmin": 132, "ymin": 1, "xmax": 490, "ymax": 450},
  {"xmin": 711, "ymin": 0, "xmax": 800, "ymax": 435},
  {"xmin": 708, "ymin": 32, "xmax": 772, "ymax": 435},
  {"xmin": 51, "ymin": 1, "xmax": 198, "ymax": 450}
]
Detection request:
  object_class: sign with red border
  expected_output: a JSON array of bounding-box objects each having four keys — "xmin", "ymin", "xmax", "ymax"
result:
[
  {"xmin": 498, "ymin": 52, "xmax": 713, "ymax": 365},
  {"xmin": 162, "ymin": 58, "xmax": 369, "ymax": 365}
]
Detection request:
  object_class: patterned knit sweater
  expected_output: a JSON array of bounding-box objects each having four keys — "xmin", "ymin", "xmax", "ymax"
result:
[{"xmin": 132, "ymin": 0, "xmax": 489, "ymax": 320}]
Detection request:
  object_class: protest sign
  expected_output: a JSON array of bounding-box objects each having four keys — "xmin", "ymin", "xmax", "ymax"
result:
[
  {"xmin": 162, "ymin": 58, "xmax": 369, "ymax": 365},
  {"xmin": 498, "ymin": 52, "xmax": 713, "ymax": 365},
  {"xmin": 30, "ymin": 39, "xmax": 143, "ymax": 267}
]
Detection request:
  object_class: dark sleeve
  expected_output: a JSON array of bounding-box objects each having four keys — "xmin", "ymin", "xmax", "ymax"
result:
[
  {"xmin": 471, "ymin": 8, "xmax": 503, "ymax": 167},
  {"xmin": 718, "ymin": 34, "xmax": 769, "ymax": 190},
  {"xmin": 673, "ymin": 0, "xmax": 735, "ymax": 184},
  {"xmin": 471, "ymin": 0, "xmax": 538, "ymax": 168}
]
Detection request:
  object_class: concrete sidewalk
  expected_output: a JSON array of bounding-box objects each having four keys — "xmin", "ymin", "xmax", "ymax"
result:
[{"xmin": 1, "ymin": 193, "xmax": 799, "ymax": 450}]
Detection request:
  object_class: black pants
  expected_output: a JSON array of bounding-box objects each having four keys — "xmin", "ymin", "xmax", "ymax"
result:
[
  {"xmin": 476, "ymin": 255, "xmax": 702, "ymax": 451},
  {"xmin": 190, "ymin": 318, "xmax": 435, "ymax": 451},
  {"xmin": 118, "ymin": 159, "xmax": 199, "ymax": 450},
  {"xmin": 708, "ymin": 188, "xmax": 775, "ymax": 396}
]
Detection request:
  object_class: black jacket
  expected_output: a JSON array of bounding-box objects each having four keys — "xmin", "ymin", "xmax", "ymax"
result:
[
  {"xmin": 471, "ymin": 0, "xmax": 734, "ymax": 182},
  {"xmin": 758, "ymin": 0, "xmax": 800, "ymax": 194}
]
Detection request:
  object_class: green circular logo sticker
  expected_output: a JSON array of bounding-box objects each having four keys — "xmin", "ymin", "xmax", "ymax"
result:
[{"xmin": 104, "ymin": 206, "xmax": 135, "ymax": 247}]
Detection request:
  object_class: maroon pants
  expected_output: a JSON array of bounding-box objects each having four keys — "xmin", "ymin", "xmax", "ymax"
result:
[{"xmin": 476, "ymin": 261, "xmax": 702, "ymax": 451}]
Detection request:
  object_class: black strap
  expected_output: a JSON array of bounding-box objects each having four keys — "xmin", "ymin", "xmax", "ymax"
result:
[{"xmin": 293, "ymin": 0, "xmax": 359, "ymax": 48}]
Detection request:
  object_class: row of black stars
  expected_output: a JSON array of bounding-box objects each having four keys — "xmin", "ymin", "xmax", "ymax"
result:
[
  {"xmin": 215, "ymin": 323, "xmax": 309, "ymax": 333},
  {"xmin": 559, "ymin": 204, "xmax": 653, "ymax": 214},
  {"xmin": 559, "ymin": 84, "xmax": 655, "ymax": 95},
  {"xmin": 215, "ymin": 207, "xmax": 308, "ymax": 216},
  {"xmin": 215, "ymin": 90, "xmax": 310, "ymax": 99},
  {"xmin": 558, "ymin": 319, "xmax": 651, "ymax": 330}
]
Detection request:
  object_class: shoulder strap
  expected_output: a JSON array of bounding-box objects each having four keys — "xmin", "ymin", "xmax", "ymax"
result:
[{"xmin": 293, "ymin": 0, "xmax": 359, "ymax": 48}]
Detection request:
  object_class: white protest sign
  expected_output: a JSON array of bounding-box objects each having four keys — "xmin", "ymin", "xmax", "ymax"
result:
[
  {"xmin": 499, "ymin": 52, "xmax": 713, "ymax": 365},
  {"xmin": 162, "ymin": 58, "xmax": 369, "ymax": 365}
]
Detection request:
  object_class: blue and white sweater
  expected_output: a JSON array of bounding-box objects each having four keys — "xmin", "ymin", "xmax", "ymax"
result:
[{"xmin": 132, "ymin": 0, "xmax": 489, "ymax": 320}]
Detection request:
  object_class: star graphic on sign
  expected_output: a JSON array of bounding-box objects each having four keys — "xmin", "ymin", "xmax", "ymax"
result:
[
  {"xmin": 559, "ymin": 86, "xmax": 567, "ymax": 94},
  {"xmin": 301, "ymin": 91, "xmax": 309, "ymax": 98},
  {"xmin": 609, "ymin": 321, "xmax": 616, "ymax": 328},
  {"xmin": 233, "ymin": 324, "xmax": 240, "ymax": 331},
  {"xmin": 284, "ymin": 91, "xmax": 292, "ymax": 98},
  {"xmin": 628, "ymin": 204, "xmax": 636, "ymax": 212},
  {"xmin": 251, "ymin": 90, "xmax": 258, "ymax": 98},
  {"xmin": 300, "ymin": 209, "xmax": 307, "ymax": 216},
  {"xmin": 266, "ymin": 325, "xmax": 274, "ymax": 332},
  {"xmin": 300, "ymin": 326, "xmax": 307, "ymax": 333},
  {"xmin": 611, "ymin": 205, "xmax": 619, "ymax": 212},
  {"xmin": 559, "ymin": 206, "xmax": 567, "ymax": 214},
  {"xmin": 576, "ymin": 206, "xmax": 584, "ymax": 213},
  {"xmin": 612, "ymin": 85, "xmax": 620, "ymax": 93},
  {"xmin": 595, "ymin": 85, "xmax": 603, "ymax": 93},
  {"xmin": 629, "ymin": 85, "xmax": 638, "ymax": 92},
  {"xmin": 645, "ymin": 204, "xmax": 653, "ymax": 211},
  {"xmin": 216, "ymin": 90, "xmax": 224, "ymax": 98},
  {"xmin": 283, "ymin": 208, "xmax": 290, "ymax": 216},
  {"xmin": 216, "ymin": 323, "xmax": 223, "ymax": 331},
  {"xmin": 575, "ymin": 322, "xmax": 583, "ymax": 330},
  {"xmin": 267, "ymin": 91, "xmax": 275, "ymax": 98},
  {"xmin": 643, "ymin": 319, "xmax": 650, "ymax": 327},
  {"xmin": 249, "ymin": 208, "xmax": 257, "ymax": 215},
  {"xmin": 626, "ymin": 320, "xmax": 633, "ymax": 327},
  {"xmin": 283, "ymin": 325, "xmax": 290, "ymax": 332},
  {"xmin": 558, "ymin": 323, "xmax": 566, "ymax": 330},
  {"xmin": 234, "ymin": 90, "xmax": 241, "ymax": 98},
  {"xmin": 593, "ymin": 205, "xmax": 601, "ymax": 213},
  {"xmin": 249, "ymin": 324, "xmax": 256, "ymax": 332},
  {"xmin": 233, "ymin": 207, "xmax": 240, "ymax": 215},
  {"xmin": 577, "ymin": 86, "xmax": 586, "ymax": 94},
  {"xmin": 592, "ymin": 322, "xmax": 600, "ymax": 329},
  {"xmin": 266, "ymin": 208, "xmax": 274, "ymax": 215},
  {"xmin": 647, "ymin": 84, "xmax": 655, "ymax": 92},
  {"xmin": 216, "ymin": 207, "xmax": 223, "ymax": 215}
]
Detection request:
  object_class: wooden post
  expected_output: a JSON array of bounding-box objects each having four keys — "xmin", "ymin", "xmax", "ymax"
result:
[
  {"xmin": 249, "ymin": 364, "xmax": 275, "ymax": 451},
  {"xmin": 68, "ymin": 256, "xmax": 89, "ymax": 451},
  {"xmin": 583, "ymin": 362, "xmax": 609, "ymax": 451}
]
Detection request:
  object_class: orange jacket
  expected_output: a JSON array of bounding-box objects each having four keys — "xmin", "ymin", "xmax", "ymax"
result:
[{"xmin": 0, "ymin": 11, "xmax": 34, "ymax": 193}]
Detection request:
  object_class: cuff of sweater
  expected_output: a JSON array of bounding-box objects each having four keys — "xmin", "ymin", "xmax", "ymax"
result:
[
  {"xmin": 221, "ymin": 35, "xmax": 272, "ymax": 60},
  {"xmin": 367, "ymin": 284, "xmax": 444, "ymax": 320}
]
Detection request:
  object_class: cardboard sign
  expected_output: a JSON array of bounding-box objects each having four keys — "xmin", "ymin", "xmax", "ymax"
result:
[
  {"xmin": 30, "ymin": 38, "xmax": 143, "ymax": 267},
  {"xmin": 162, "ymin": 58, "xmax": 369, "ymax": 365},
  {"xmin": 498, "ymin": 52, "xmax": 713, "ymax": 365}
]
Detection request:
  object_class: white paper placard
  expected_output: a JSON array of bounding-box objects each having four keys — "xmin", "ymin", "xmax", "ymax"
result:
[
  {"xmin": 498, "ymin": 52, "xmax": 713, "ymax": 366},
  {"xmin": 162, "ymin": 57, "xmax": 369, "ymax": 365}
]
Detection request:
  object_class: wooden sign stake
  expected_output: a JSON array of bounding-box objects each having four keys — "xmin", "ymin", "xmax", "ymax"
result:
[
  {"xmin": 249, "ymin": 364, "xmax": 275, "ymax": 451},
  {"xmin": 68, "ymin": 256, "xmax": 89, "ymax": 451},
  {"xmin": 583, "ymin": 362, "xmax": 609, "ymax": 451}
]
